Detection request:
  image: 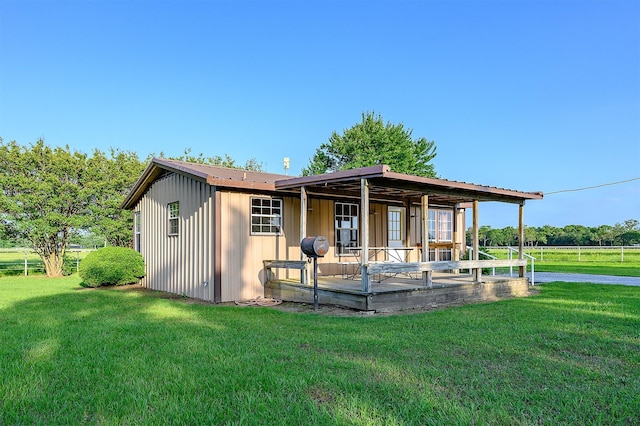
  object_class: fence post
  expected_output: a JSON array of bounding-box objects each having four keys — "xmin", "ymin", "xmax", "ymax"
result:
[
  {"xmin": 621, "ymin": 246, "xmax": 624, "ymax": 262},
  {"xmin": 24, "ymin": 252, "xmax": 28, "ymax": 276},
  {"xmin": 578, "ymin": 246, "xmax": 581, "ymax": 262}
]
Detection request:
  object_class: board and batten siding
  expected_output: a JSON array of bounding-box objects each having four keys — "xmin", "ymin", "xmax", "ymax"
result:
[
  {"xmin": 134, "ymin": 173, "xmax": 217, "ymax": 302},
  {"xmin": 219, "ymin": 191, "xmax": 301, "ymax": 302}
]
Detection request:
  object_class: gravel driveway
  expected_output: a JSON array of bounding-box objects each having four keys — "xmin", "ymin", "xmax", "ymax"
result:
[{"xmin": 528, "ymin": 272, "xmax": 640, "ymax": 286}]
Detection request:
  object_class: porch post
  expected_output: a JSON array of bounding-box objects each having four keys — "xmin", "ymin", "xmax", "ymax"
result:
[
  {"xmin": 421, "ymin": 195, "xmax": 432, "ymax": 287},
  {"xmin": 404, "ymin": 198, "xmax": 412, "ymax": 251},
  {"xmin": 472, "ymin": 200, "xmax": 481, "ymax": 283},
  {"xmin": 300, "ymin": 186, "xmax": 308, "ymax": 285},
  {"xmin": 452, "ymin": 204, "xmax": 459, "ymax": 273},
  {"xmin": 361, "ymin": 178, "xmax": 370, "ymax": 292},
  {"xmin": 518, "ymin": 201, "xmax": 525, "ymax": 278}
]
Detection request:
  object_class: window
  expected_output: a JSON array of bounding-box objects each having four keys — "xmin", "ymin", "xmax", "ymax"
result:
[
  {"xmin": 427, "ymin": 209, "xmax": 452, "ymax": 242},
  {"xmin": 251, "ymin": 197, "xmax": 282, "ymax": 234},
  {"xmin": 425, "ymin": 208, "xmax": 453, "ymax": 261},
  {"xmin": 428, "ymin": 210, "xmax": 436, "ymax": 241},
  {"xmin": 438, "ymin": 210, "xmax": 452, "ymax": 242},
  {"xmin": 427, "ymin": 248, "xmax": 452, "ymax": 261},
  {"xmin": 134, "ymin": 211, "xmax": 141, "ymax": 252},
  {"xmin": 168, "ymin": 202, "xmax": 179, "ymax": 235},
  {"xmin": 388, "ymin": 209, "xmax": 402, "ymax": 242},
  {"xmin": 335, "ymin": 202, "xmax": 359, "ymax": 255}
]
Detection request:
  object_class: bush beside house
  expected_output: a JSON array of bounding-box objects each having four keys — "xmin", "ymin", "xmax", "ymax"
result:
[{"xmin": 79, "ymin": 247, "xmax": 145, "ymax": 287}]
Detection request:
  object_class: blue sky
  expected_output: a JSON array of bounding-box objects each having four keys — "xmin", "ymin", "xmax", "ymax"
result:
[{"xmin": 1, "ymin": 0, "xmax": 638, "ymax": 229}]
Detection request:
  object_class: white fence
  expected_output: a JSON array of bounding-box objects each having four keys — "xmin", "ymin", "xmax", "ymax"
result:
[
  {"xmin": 483, "ymin": 246, "xmax": 640, "ymax": 263},
  {"xmin": 0, "ymin": 250, "xmax": 89, "ymax": 276}
]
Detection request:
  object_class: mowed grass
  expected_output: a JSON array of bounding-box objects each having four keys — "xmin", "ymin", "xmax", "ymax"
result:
[{"xmin": 1, "ymin": 276, "xmax": 639, "ymax": 425}]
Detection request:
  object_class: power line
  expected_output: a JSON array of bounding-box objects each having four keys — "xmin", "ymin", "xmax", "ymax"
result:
[{"xmin": 546, "ymin": 177, "xmax": 640, "ymax": 195}]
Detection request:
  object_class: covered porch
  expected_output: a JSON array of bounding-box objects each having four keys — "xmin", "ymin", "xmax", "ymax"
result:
[{"xmin": 270, "ymin": 165, "xmax": 542, "ymax": 311}]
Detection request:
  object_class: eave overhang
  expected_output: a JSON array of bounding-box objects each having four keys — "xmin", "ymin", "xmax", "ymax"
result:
[{"xmin": 275, "ymin": 165, "xmax": 543, "ymax": 206}]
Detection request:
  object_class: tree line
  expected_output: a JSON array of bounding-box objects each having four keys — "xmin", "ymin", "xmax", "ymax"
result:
[
  {"xmin": 468, "ymin": 220, "xmax": 640, "ymax": 247},
  {"xmin": 0, "ymin": 139, "xmax": 264, "ymax": 276}
]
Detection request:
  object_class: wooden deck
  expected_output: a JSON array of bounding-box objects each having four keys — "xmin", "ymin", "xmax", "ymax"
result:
[{"xmin": 264, "ymin": 272, "xmax": 531, "ymax": 312}]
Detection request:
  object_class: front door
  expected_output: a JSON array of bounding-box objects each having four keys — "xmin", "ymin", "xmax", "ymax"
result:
[{"xmin": 387, "ymin": 207, "xmax": 405, "ymax": 262}]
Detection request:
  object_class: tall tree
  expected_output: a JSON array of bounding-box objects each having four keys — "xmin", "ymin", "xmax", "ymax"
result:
[
  {"xmin": 0, "ymin": 139, "xmax": 96, "ymax": 276},
  {"xmin": 87, "ymin": 148, "xmax": 145, "ymax": 247},
  {"xmin": 303, "ymin": 112, "xmax": 437, "ymax": 177}
]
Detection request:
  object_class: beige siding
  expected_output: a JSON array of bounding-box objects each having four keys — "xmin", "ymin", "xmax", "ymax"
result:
[
  {"xmin": 219, "ymin": 192, "xmax": 300, "ymax": 302},
  {"xmin": 134, "ymin": 173, "xmax": 216, "ymax": 302}
]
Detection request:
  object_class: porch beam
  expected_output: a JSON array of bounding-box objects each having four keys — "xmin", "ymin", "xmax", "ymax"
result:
[
  {"xmin": 361, "ymin": 178, "xmax": 370, "ymax": 293},
  {"xmin": 518, "ymin": 201, "xmax": 525, "ymax": 278}
]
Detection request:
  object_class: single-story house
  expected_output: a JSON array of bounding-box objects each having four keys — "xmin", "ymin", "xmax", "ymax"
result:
[{"xmin": 122, "ymin": 158, "xmax": 543, "ymax": 311}]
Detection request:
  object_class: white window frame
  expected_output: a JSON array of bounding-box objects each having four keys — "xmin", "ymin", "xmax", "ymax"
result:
[
  {"xmin": 427, "ymin": 208, "xmax": 453, "ymax": 242},
  {"xmin": 250, "ymin": 197, "xmax": 283, "ymax": 235},
  {"xmin": 168, "ymin": 201, "xmax": 179, "ymax": 236},
  {"xmin": 134, "ymin": 211, "xmax": 141, "ymax": 252},
  {"xmin": 335, "ymin": 202, "xmax": 359, "ymax": 255},
  {"xmin": 388, "ymin": 208, "xmax": 402, "ymax": 243}
]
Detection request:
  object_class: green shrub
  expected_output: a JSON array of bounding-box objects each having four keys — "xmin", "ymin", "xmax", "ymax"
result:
[{"xmin": 79, "ymin": 247, "xmax": 145, "ymax": 287}]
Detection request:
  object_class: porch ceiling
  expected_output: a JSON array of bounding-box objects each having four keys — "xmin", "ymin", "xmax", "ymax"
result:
[{"xmin": 275, "ymin": 165, "xmax": 543, "ymax": 206}]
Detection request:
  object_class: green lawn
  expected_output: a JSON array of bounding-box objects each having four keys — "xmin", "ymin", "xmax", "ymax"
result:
[{"xmin": 1, "ymin": 276, "xmax": 639, "ymax": 424}]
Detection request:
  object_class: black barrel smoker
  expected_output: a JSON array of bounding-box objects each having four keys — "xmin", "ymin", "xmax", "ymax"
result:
[{"xmin": 300, "ymin": 236, "xmax": 329, "ymax": 311}]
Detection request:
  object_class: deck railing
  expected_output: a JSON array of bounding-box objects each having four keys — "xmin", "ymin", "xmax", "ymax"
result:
[
  {"xmin": 507, "ymin": 247, "xmax": 536, "ymax": 285},
  {"xmin": 364, "ymin": 258, "xmax": 528, "ymax": 291},
  {"xmin": 466, "ymin": 246, "xmax": 498, "ymax": 275}
]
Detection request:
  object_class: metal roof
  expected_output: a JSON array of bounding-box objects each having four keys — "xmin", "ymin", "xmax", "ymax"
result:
[
  {"xmin": 122, "ymin": 160, "xmax": 543, "ymax": 209},
  {"xmin": 121, "ymin": 158, "xmax": 289, "ymax": 209}
]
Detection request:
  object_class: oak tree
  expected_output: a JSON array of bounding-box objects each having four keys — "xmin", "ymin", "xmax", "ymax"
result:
[{"xmin": 303, "ymin": 112, "xmax": 437, "ymax": 177}]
